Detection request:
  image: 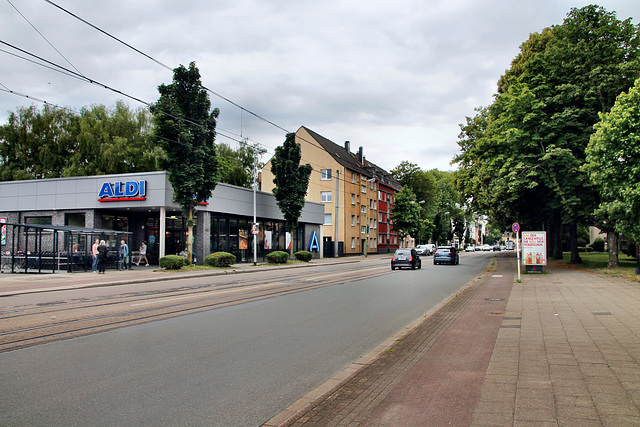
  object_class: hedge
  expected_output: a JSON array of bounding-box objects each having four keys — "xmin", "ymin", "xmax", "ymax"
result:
[
  {"xmin": 204, "ymin": 252, "xmax": 236, "ymax": 267},
  {"xmin": 159, "ymin": 255, "xmax": 186, "ymax": 270},
  {"xmin": 294, "ymin": 250, "xmax": 313, "ymax": 262},
  {"xmin": 266, "ymin": 251, "xmax": 289, "ymax": 264}
]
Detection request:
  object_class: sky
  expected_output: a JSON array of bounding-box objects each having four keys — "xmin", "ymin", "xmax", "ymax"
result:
[{"xmin": 1, "ymin": 1, "xmax": 639, "ymax": 173}]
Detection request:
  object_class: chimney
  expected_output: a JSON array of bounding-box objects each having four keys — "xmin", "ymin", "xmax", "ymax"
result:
[
  {"xmin": 344, "ymin": 140, "xmax": 350, "ymax": 153},
  {"xmin": 358, "ymin": 146, "xmax": 363, "ymax": 163}
]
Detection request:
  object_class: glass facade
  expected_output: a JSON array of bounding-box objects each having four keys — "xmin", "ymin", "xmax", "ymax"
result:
[{"xmin": 210, "ymin": 213, "xmax": 306, "ymax": 263}]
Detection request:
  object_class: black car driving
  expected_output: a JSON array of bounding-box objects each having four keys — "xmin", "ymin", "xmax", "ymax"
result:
[{"xmin": 391, "ymin": 248, "xmax": 422, "ymax": 270}]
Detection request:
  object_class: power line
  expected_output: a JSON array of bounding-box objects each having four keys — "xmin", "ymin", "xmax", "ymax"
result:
[{"xmin": 6, "ymin": 0, "xmax": 84, "ymax": 76}]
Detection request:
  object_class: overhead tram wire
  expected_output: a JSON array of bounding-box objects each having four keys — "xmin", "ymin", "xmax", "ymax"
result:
[
  {"xmin": 7, "ymin": 0, "xmax": 84, "ymax": 77},
  {"xmin": 43, "ymin": 0, "xmax": 359, "ymax": 163},
  {"xmin": 12, "ymin": 5, "xmax": 365, "ymax": 179}
]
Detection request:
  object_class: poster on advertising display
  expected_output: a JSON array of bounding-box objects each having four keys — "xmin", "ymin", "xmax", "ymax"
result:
[
  {"xmin": 1, "ymin": 217, "xmax": 6, "ymax": 246},
  {"xmin": 522, "ymin": 231, "xmax": 547, "ymax": 270}
]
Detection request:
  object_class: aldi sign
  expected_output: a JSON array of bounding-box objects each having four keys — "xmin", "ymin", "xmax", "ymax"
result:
[{"xmin": 98, "ymin": 180, "xmax": 147, "ymax": 202}]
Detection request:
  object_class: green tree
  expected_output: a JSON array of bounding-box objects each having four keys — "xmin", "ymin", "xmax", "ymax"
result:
[
  {"xmin": 217, "ymin": 139, "xmax": 263, "ymax": 188},
  {"xmin": 270, "ymin": 132, "xmax": 312, "ymax": 257},
  {"xmin": 585, "ymin": 77, "xmax": 640, "ymax": 265},
  {"xmin": 389, "ymin": 186, "xmax": 421, "ymax": 245},
  {"xmin": 151, "ymin": 62, "xmax": 219, "ymax": 263},
  {"xmin": 0, "ymin": 105, "xmax": 74, "ymax": 180},
  {"xmin": 454, "ymin": 5, "xmax": 640, "ymax": 264},
  {"xmin": 64, "ymin": 101, "xmax": 159, "ymax": 176}
]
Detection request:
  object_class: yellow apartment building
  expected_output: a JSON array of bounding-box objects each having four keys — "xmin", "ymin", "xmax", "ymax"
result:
[{"xmin": 261, "ymin": 126, "xmax": 400, "ymax": 257}]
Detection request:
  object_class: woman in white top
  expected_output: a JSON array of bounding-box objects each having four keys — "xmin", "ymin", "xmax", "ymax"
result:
[{"xmin": 135, "ymin": 241, "xmax": 149, "ymax": 266}]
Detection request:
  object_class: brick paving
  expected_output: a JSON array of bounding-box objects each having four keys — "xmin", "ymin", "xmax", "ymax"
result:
[{"xmin": 267, "ymin": 253, "xmax": 640, "ymax": 426}]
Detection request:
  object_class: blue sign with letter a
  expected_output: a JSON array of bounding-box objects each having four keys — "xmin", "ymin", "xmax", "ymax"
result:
[
  {"xmin": 98, "ymin": 180, "xmax": 147, "ymax": 201},
  {"xmin": 308, "ymin": 231, "xmax": 320, "ymax": 252}
]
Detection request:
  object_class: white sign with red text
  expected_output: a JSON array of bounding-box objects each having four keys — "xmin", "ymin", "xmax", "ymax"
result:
[{"xmin": 522, "ymin": 231, "xmax": 547, "ymax": 266}]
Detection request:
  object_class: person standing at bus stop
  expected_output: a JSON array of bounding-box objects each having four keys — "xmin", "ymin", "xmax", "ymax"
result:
[
  {"xmin": 119, "ymin": 239, "xmax": 129, "ymax": 270},
  {"xmin": 91, "ymin": 238, "xmax": 99, "ymax": 273},
  {"xmin": 97, "ymin": 240, "xmax": 108, "ymax": 274}
]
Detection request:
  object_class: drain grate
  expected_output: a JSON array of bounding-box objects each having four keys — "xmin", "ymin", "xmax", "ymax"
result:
[
  {"xmin": 503, "ymin": 316, "xmax": 522, "ymax": 320},
  {"xmin": 485, "ymin": 298, "xmax": 505, "ymax": 301},
  {"xmin": 593, "ymin": 312, "xmax": 612, "ymax": 316},
  {"xmin": 501, "ymin": 325, "xmax": 521, "ymax": 328}
]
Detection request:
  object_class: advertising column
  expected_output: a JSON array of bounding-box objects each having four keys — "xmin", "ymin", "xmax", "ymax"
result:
[{"xmin": 522, "ymin": 231, "xmax": 547, "ymax": 273}]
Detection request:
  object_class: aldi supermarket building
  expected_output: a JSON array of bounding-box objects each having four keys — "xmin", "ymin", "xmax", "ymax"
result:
[{"xmin": 0, "ymin": 171, "xmax": 324, "ymax": 270}]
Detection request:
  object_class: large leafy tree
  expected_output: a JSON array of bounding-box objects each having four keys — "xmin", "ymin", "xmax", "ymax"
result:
[
  {"xmin": 0, "ymin": 105, "xmax": 75, "ymax": 180},
  {"xmin": 270, "ymin": 132, "xmax": 312, "ymax": 257},
  {"xmin": 389, "ymin": 186, "xmax": 421, "ymax": 245},
  {"xmin": 585, "ymin": 77, "xmax": 640, "ymax": 264},
  {"xmin": 454, "ymin": 5, "xmax": 640, "ymax": 264},
  {"xmin": 217, "ymin": 139, "xmax": 263, "ymax": 188},
  {"xmin": 151, "ymin": 62, "xmax": 219, "ymax": 263},
  {"xmin": 65, "ymin": 101, "xmax": 158, "ymax": 176}
]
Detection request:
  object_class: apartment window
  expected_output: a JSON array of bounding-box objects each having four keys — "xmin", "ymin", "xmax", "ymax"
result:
[
  {"xmin": 321, "ymin": 169, "xmax": 332, "ymax": 180},
  {"xmin": 361, "ymin": 205, "xmax": 366, "ymax": 213},
  {"xmin": 361, "ymin": 185, "xmax": 366, "ymax": 194},
  {"xmin": 324, "ymin": 213, "xmax": 332, "ymax": 225},
  {"xmin": 351, "ymin": 215, "xmax": 356, "ymax": 226},
  {"xmin": 351, "ymin": 194, "xmax": 355, "ymax": 205},
  {"xmin": 321, "ymin": 191, "xmax": 332, "ymax": 203},
  {"xmin": 361, "ymin": 226, "xmax": 366, "ymax": 234},
  {"xmin": 351, "ymin": 173, "xmax": 355, "ymax": 183},
  {"xmin": 351, "ymin": 237, "xmax": 356, "ymax": 248}
]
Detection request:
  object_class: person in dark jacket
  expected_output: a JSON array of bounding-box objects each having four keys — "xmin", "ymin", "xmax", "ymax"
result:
[{"xmin": 97, "ymin": 240, "xmax": 108, "ymax": 274}]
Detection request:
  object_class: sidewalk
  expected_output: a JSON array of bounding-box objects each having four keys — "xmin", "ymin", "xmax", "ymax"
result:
[
  {"xmin": 0, "ymin": 255, "xmax": 366, "ymax": 297},
  {"xmin": 266, "ymin": 253, "xmax": 640, "ymax": 426}
]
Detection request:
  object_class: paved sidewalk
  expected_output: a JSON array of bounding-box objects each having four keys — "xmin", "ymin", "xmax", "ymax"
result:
[
  {"xmin": 0, "ymin": 255, "xmax": 364, "ymax": 297},
  {"xmin": 267, "ymin": 253, "xmax": 640, "ymax": 426}
]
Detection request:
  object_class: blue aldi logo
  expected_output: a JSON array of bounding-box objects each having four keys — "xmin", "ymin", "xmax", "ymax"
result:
[{"xmin": 98, "ymin": 180, "xmax": 147, "ymax": 202}]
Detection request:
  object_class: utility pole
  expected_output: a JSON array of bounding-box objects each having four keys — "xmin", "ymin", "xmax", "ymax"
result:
[{"xmin": 253, "ymin": 147, "xmax": 267, "ymax": 266}]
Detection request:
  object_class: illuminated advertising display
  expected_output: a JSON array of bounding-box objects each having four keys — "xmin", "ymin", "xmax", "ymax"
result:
[{"xmin": 522, "ymin": 231, "xmax": 547, "ymax": 266}]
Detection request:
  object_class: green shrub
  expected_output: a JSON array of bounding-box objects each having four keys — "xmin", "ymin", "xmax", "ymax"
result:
[
  {"xmin": 591, "ymin": 237, "xmax": 605, "ymax": 252},
  {"xmin": 159, "ymin": 255, "xmax": 186, "ymax": 270},
  {"xmin": 578, "ymin": 247, "xmax": 593, "ymax": 253},
  {"xmin": 266, "ymin": 251, "xmax": 289, "ymax": 264},
  {"xmin": 204, "ymin": 252, "xmax": 236, "ymax": 267},
  {"xmin": 294, "ymin": 250, "xmax": 313, "ymax": 262}
]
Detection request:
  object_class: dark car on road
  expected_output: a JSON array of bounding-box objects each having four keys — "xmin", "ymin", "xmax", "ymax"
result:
[
  {"xmin": 433, "ymin": 246, "xmax": 459, "ymax": 265},
  {"xmin": 391, "ymin": 248, "xmax": 422, "ymax": 270}
]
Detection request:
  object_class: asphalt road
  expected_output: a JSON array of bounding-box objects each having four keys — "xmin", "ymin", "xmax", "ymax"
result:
[{"xmin": 0, "ymin": 252, "xmax": 492, "ymax": 426}]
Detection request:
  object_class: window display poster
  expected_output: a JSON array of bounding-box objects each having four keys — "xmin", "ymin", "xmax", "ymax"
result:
[
  {"xmin": 1, "ymin": 217, "xmax": 6, "ymax": 246},
  {"xmin": 264, "ymin": 230, "xmax": 272, "ymax": 250},
  {"xmin": 522, "ymin": 231, "xmax": 547, "ymax": 265}
]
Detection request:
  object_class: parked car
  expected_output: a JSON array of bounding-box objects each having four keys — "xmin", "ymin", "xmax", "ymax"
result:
[
  {"xmin": 425, "ymin": 244, "xmax": 436, "ymax": 255},
  {"xmin": 482, "ymin": 244, "xmax": 492, "ymax": 251},
  {"xmin": 415, "ymin": 244, "xmax": 429, "ymax": 256},
  {"xmin": 465, "ymin": 245, "xmax": 475, "ymax": 252},
  {"xmin": 433, "ymin": 246, "xmax": 459, "ymax": 265},
  {"xmin": 493, "ymin": 245, "xmax": 501, "ymax": 251},
  {"xmin": 391, "ymin": 248, "xmax": 422, "ymax": 270}
]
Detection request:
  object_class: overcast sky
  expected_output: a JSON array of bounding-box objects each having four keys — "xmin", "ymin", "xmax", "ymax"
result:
[{"xmin": 2, "ymin": 1, "xmax": 639, "ymax": 173}]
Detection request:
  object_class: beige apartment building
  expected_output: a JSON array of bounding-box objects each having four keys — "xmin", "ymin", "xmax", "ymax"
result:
[{"xmin": 261, "ymin": 126, "xmax": 400, "ymax": 257}]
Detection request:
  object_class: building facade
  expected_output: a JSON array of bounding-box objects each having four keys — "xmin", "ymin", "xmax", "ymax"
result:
[
  {"xmin": 261, "ymin": 126, "xmax": 401, "ymax": 256},
  {"xmin": 0, "ymin": 171, "xmax": 324, "ymax": 269}
]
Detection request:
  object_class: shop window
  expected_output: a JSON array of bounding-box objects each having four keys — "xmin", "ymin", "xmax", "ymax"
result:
[{"xmin": 65, "ymin": 213, "xmax": 85, "ymax": 228}]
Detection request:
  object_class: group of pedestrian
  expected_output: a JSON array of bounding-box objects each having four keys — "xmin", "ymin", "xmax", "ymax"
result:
[{"xmin": 91, "ymin": 239, "xmax": 149, "ymax": 273}]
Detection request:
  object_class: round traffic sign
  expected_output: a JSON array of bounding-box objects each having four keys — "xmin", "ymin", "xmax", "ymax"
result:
[{"xmin": 512, "ymin": 222, "xmax": 520, "ymax": 233}]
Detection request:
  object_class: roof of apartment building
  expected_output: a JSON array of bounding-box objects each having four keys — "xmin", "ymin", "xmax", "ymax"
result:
[{"xmin": 300, "ymin": 126, "xmax": 401, "ymax": 192}]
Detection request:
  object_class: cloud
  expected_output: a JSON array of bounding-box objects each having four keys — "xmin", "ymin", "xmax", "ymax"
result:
[{"xmin": 1, "ymin": 0, "xmax": 639, "ymax": 173}]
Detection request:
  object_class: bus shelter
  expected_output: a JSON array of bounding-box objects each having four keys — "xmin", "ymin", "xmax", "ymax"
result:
[{"xmin": 0, "ymin": 222, "xmax": 132, "ymax": 274}]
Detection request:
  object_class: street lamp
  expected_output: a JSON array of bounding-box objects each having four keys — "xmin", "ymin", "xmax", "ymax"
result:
[{"xmin": 253, "ymin": 146, "xmax": 267, "ymax": 266}]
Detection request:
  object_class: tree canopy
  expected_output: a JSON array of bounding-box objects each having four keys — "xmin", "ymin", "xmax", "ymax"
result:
[
  {"xmin": 270, "ymin": 132, "xmax": 312, "ymax": 256},
  {"xmin": 151, "ymin": 61, "xmax": 219, "ymax": 262},
  {"xmin": 454, "ymin": 5, "xmax": 640, "ymax": 263}
]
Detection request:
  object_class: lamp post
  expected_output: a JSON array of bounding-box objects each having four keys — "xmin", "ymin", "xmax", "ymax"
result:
[{"xmin": 253, "ymin": 146, "xmax": 267, "ymax": 266}]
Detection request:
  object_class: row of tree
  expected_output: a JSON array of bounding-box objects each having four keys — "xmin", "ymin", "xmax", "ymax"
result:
[
  {"xmin": 0, "ymin": 101, "xmax": 260, "ymax": 188},
  {"xmin": 454, "ymin": 5, "xmax": 640, "ymax": 266},
  {"xmin": 389, "ymin": 161, "xmax": 474, "ymax": 247}
]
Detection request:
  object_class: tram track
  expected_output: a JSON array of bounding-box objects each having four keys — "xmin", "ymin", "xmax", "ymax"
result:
[{"xmin": 0, "ymin": 264, "xmax": 391, "ymax": 352}]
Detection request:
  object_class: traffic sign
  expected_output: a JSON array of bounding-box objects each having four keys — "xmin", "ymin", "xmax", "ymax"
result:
[{"xmin": 512, "ymin": 222, "xmax": 520, "ymax": 233}]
